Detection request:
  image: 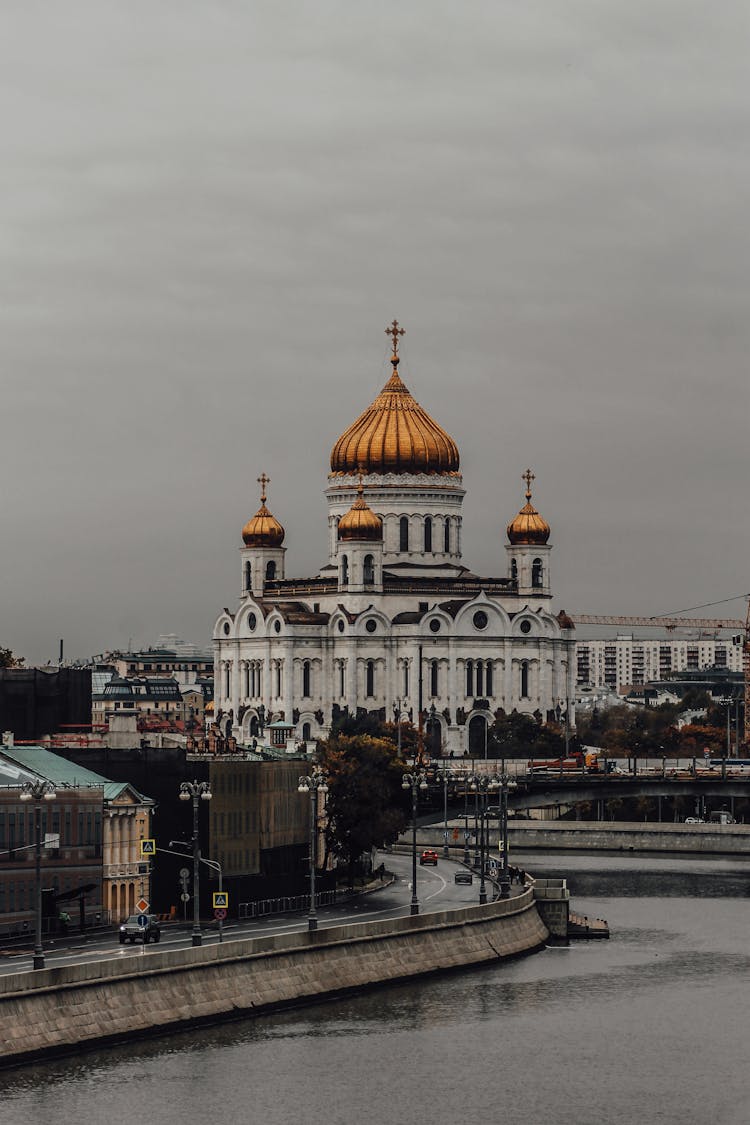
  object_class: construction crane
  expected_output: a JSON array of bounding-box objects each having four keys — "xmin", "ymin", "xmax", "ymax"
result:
[
  {"xmin": 570, "ymin": 615, "xmax": 744, "ymax": 630},
  {"xmin": 570, "ymin": 595, "xmax": 750, "ymax": 748}
]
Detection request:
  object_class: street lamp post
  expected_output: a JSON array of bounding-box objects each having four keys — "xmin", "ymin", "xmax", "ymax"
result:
[
  {"xmin": 297, "ymin": 768, "xmax": 328, "ymax": 931},
  {"xmin": 19, "ymin": 779, "xmax": 57, "ymax": 970},
  {"xmin": 436, "ymin": 769, "xmax": 453, "ymax": 858},
  {"xmin": 179, "ymin": 780, "xmax": 212, "ymax": 946},
  {"xmin": 463, "ymin": 768, "xmax": 471, "ymax": 864},
  {"xmin": 402, "ymin": 770, "xmax": 428, "ymax": 915},
  {"xmin": 469, "ymin": 774, "xmax": 499, "ymax": 905}
]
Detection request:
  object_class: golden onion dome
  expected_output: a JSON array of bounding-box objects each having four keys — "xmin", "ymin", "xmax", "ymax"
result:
[
  {"xmin": 242, "ymin": 474, "xmax": 285, "ymax": 548},
  {"xmin": 338, "ymin": 475, "xmax": 383, "ymax": 542},
  {"xmin": 507, "ymin": 470, "xmax": 550, "ymax": 545},
  {"xmin": 330, "ymin": 321, "xmax": 460, "ymax": 476}
]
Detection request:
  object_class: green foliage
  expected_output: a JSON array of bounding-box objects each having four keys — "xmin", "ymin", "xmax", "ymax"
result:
[
  {"xmin": 316, "ymin": 733, "xmax": 409, "ymax": 881},
  {"xmin": 487, "ymin": 710, "xmax": 576, "ymax": 759},
  {"xmin": 0, "ymin": 646, "xmax": 23, "ymax": 668}
]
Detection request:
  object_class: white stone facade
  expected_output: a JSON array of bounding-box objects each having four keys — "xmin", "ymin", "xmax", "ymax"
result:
[{"xmin": 214, "ymin": 467, "xmax": 575, "ymax": 756}]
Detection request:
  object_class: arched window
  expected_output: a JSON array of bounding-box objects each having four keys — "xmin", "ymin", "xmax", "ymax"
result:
[
  {"xmin": 250, "ymin": 715, "xmax": 259, "ymax": 737},
  {"xmin": 363, "ymin": 554, "xmax": 375, "ymax": 584},
  {"xmin": 510, "ymin": 558, "xmax": 518, "ymax": 583},
  {"xmin": 341, "ymin": 554, "xmax": 349, "ymax": 585},
  {"xmin": 485, "ymin": 661, "xmax": 493, "ymax": 697},
  {"xmin": 245, "ymin": 561, "xmax": 252, "ymax": 590},
  {"xmin": 532, "ymin": 558, "xmax": 543, "ymax": 588},
  {"xmin": 399, "ymin": 516, "xmax": 410, "ymax": 552},
  {"xmin": 275, "ymin": 661, "xmax": 282, "ymax": 697},
  {"xmin": 476, "ymin": 661, "xmax": 484, "ymax": 697},
  {"xmin": 366, "ymin": 660, "xmax": 375, "ymax": 698},
  {"xmin": 430, "ymin": 659, "xmax": 439, "ymax": 697},
  {"xmin": 403, "ymin": 661, "xmax": 410, "ymax": 697},
  {"xmin": 265, "ymin": 560, "xmax": 276, "ymax": 581},
  {"xmin": 468, "ymin": 714, "xmax": 488, "ymax": 757},
  {"xmin": 466, "ymin": 660, "xmax": 474, "ymax": 697},
  {"xmin": 302, "ymin": 722, "xmax": 311, "ymax": 741},
  {"xmin": 424, "ymin": 516, "xmax": 432, "ymax": 553},
  {"xmin": 339, "ymin": 661, "xmax": 345, "ymax": 698},
  {"xmin": 444, "ymin": 518, "xmax": 450, "ymax": 554},
  {"xmin": 521, "ymin": 661, "xmax": 529, "ymax": 699},
  {"xmin": 302, "ymin": 660, "xmax": 311, "ymax": 698}
]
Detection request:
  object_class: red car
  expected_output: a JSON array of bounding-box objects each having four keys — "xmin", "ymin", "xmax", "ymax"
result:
[{"xmin": 419, "ymin": 849, "xmax": 439, "ymax": 866}]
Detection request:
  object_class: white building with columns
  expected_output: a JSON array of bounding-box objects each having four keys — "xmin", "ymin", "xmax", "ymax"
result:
[{"xmin": 213, "ymin": 324, "xmax": 575, "ymax": 756}]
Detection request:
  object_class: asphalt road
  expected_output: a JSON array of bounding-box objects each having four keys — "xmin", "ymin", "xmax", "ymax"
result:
[{"xmin": 0, "ymin": 852, "xmax": 486, "ymax": 978}]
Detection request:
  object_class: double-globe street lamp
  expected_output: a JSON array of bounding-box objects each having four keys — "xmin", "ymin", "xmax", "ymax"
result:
[
  {"xmin": 402, "ymin": 770, "xmax": 428, "ymax": 915},
  {"xmin": 297, "ymin": 768, "xmax": 329, "ymax": 931},
  {"xmin": 19, "ymin": 779, "xmax": 57, "ymax": 970},
  {"xmin": 434, "ymin": 768, "xmax": 455, "ymax": 859},
  {"xmin": 179, "ymin": 780, "xmax": 212, "ymax": 946},
  {"xmin": 497, "ymin": 769, "xmax": 518, "ymax": 892},
  {"xmin": 469, "ymin": 774, "xmax": 499, "ymax": 905}
]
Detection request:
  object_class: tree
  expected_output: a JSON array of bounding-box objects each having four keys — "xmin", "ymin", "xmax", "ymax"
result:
[
  {"xmin": 0, "ymin": 646, "xmax": 23, "ymax": 668},
  {"xmin": 317, "ymin": 733, "xmax": 409, "ymax": 885}
]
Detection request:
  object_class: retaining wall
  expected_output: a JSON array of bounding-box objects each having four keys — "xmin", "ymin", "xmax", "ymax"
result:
[
  {"xmin": 414, "ymin": 821, "xmax": 750, "ymax": 856},
  {"xmin": 0, "ymin": 891, "xmax": 547, "ymax": 1066}
]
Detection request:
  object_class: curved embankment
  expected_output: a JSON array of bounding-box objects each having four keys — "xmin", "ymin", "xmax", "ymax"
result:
[{"xmin": 0, "ymin": 890, "xmax": 547, "ymax": 1066}]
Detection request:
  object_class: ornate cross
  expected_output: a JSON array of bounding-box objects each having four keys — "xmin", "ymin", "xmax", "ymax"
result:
[
  {"xmin": 522, "ymin": 468, "xmax": 535, "ymax": 497},
  {"xmin": 257, "ymin": 472, "xmax": 270, "ymax": 503},
  {"xmin": 385, "ymin": 319, "xmax": 405, "ymax": 355}
]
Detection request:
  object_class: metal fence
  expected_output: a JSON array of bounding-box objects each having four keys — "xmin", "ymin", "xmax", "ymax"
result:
[{"xmin": 239, "ymin": 889, "xmax": 341, "ymax": 920}]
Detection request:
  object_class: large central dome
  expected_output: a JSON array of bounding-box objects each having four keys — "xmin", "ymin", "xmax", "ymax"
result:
[{"xmin": 330, "ymin": 352, "xmax": 460, "ymax": 476}]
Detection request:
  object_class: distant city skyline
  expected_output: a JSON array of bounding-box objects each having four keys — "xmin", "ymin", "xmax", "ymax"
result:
[{"xmin": 3, "ymin": 3, "xmax": 749, "ymax": 666}]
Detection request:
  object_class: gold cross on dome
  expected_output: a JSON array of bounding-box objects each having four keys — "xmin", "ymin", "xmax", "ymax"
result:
[
  {"xmin": 385, "ymin": 319, "xmax": 405, "ymax": 356},
  {"xmin": 522, "ymin": 468, "xmax": 535, "ymax": 497},
  {"xmin": 257, "ymin": 472, "xmax": 270, "ymax": 503}
]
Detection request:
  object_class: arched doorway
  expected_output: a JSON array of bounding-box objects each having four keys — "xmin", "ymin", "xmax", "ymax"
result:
[
  {"xmin": 302, "ymin": 722, "xmax": 312, "ymax": 741},
  {"xmin": 468, "ymin": 714, "xmax": 488, "ymax": 757}
]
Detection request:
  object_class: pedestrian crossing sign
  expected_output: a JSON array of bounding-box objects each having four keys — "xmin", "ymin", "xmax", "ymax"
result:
[
  {"xmin": 213, "ymin": 891, "xmax": 229, "ymax": 908},
  {"xmin": 140, "ymin": 839, "xmax": 156, "ymax": 857}
]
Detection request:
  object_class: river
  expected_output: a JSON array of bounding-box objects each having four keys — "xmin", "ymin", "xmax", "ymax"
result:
[{"xmin": 2, "ymin": 852, "xmax": 749, "ymax": 1125}]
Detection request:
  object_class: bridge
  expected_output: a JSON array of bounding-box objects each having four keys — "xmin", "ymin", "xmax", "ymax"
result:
[{"xmin": 508, "ymin": 773, "xmax": 750, "ymax": 811}]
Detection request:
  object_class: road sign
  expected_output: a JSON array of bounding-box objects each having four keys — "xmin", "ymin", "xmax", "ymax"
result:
[
  {"xmin": 136, "ymin": 897, "xmax": 149, "ymax": 913},
  {"xmin": 214, "ymin": 908, "xmax": 227, "ymax": 921},
  {"xmin": 213, "ymin": 891, "xmax": 229, "ymax": 908},
  {"xmin": 180, "ymin": 892, "xmax": 190, "ymax": 902},
  {"xmin": 44, "ymin": 833, "xmax": 60, "ymax": 849},
  {"xmin": 136, "ymin": 914, "xmax": 149, "ymax": 929},
  {"xmin": 140, "ymin": 839, "xmax": 156, "ymax": 857},
  {"xmin": 452, "ymin": 828, "xmax": 459, "ymax": 841}
]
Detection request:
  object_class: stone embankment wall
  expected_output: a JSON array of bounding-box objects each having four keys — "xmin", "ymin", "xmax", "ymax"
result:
[
  {"xmin": 416, "ymin": 821, "xmax": 750, "ymax": 856},
  {"xmin": 0, "ymin": 892, "xmax": 547, "ymax": 1065}
]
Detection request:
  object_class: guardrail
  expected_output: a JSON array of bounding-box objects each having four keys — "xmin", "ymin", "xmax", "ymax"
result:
[{"xmin": 238, "ymin": 890, "xmax": 342, "ymax": 920}]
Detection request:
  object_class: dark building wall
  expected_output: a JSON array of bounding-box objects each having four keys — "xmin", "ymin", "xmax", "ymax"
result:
[
  {"xmin": 0, "ymin": 669, "xmax": 92, "ymax": 741},
  {"xmin": 53, "ymin": 746, "xmax": 312, "ymax": 916}
]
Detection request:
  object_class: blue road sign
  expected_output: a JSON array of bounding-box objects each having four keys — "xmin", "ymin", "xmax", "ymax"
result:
[{"xmin": 136, "ymin": 914, "xmax": 149, "ymax": 929}]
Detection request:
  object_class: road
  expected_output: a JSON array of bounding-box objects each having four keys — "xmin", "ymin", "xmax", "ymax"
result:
[{"xmin": 0, "ymin": 851, "xmax": 489, "ymax": 978}]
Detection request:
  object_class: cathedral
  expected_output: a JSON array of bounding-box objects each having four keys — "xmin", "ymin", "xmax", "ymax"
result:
[{"xmin": 213, "ymin": 322, "xmax": 575, "ymax": 756}]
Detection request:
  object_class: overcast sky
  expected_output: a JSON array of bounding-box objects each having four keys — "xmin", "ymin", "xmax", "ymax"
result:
[{"xmin": 2, "ymin": 1, "xmax": 749, "ymax": 665}]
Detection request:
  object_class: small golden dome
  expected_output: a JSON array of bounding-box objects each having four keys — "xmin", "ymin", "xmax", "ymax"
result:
[
  {"xmin": 507, "ymin": 470, "xmax": 550, "ymax": 545},
  {"xmin": 242, "ymin": 474, "xmax": 285, "ymax": 548},
  {"xmin": 330, "ymin": 322, "xmax": 460, "ymax": 476},
  {"xmin": 338, "ymin": 475, "xmax": 383, "ymax": 542}
]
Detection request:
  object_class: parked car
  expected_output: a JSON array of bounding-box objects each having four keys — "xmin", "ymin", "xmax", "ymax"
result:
[
  {"xmin": 419, "ymin": 849, "xmax": 439, "ymax": 866},
  {"xmin": 684, "ymin": 817, "xmax": 705, "ymax": 825},
  {"xmin": 119, "ymin": 914, "xmax": 161, "ymax": 944},
  {"xmin": 454, "ymin": 869, "xmax": 473, "ymax": 885}
]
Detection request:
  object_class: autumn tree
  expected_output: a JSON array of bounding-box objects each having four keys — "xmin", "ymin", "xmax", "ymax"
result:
[
  {"xmin": 317, "ymin": 733, "xmax": 409, "ymax": 884},
  {"xmin": 0, "ymin": 647, "xmax": 23, "ymax": 668}
]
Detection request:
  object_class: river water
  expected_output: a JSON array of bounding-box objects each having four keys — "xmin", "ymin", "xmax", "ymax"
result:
[{"xmin": 2, "ymin": 852, "xmax": 749, "ymax": 1125}]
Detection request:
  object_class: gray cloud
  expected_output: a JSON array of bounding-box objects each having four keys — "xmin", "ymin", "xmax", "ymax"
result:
[{"xmin": 2, "ymin": 0, "xmax": 749, "ymax": 662}]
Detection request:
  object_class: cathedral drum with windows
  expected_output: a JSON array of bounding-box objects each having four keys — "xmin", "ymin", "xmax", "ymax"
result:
[{"xmin": 213, "ymin": 322, "xmax": 575, "ymax": 755}]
